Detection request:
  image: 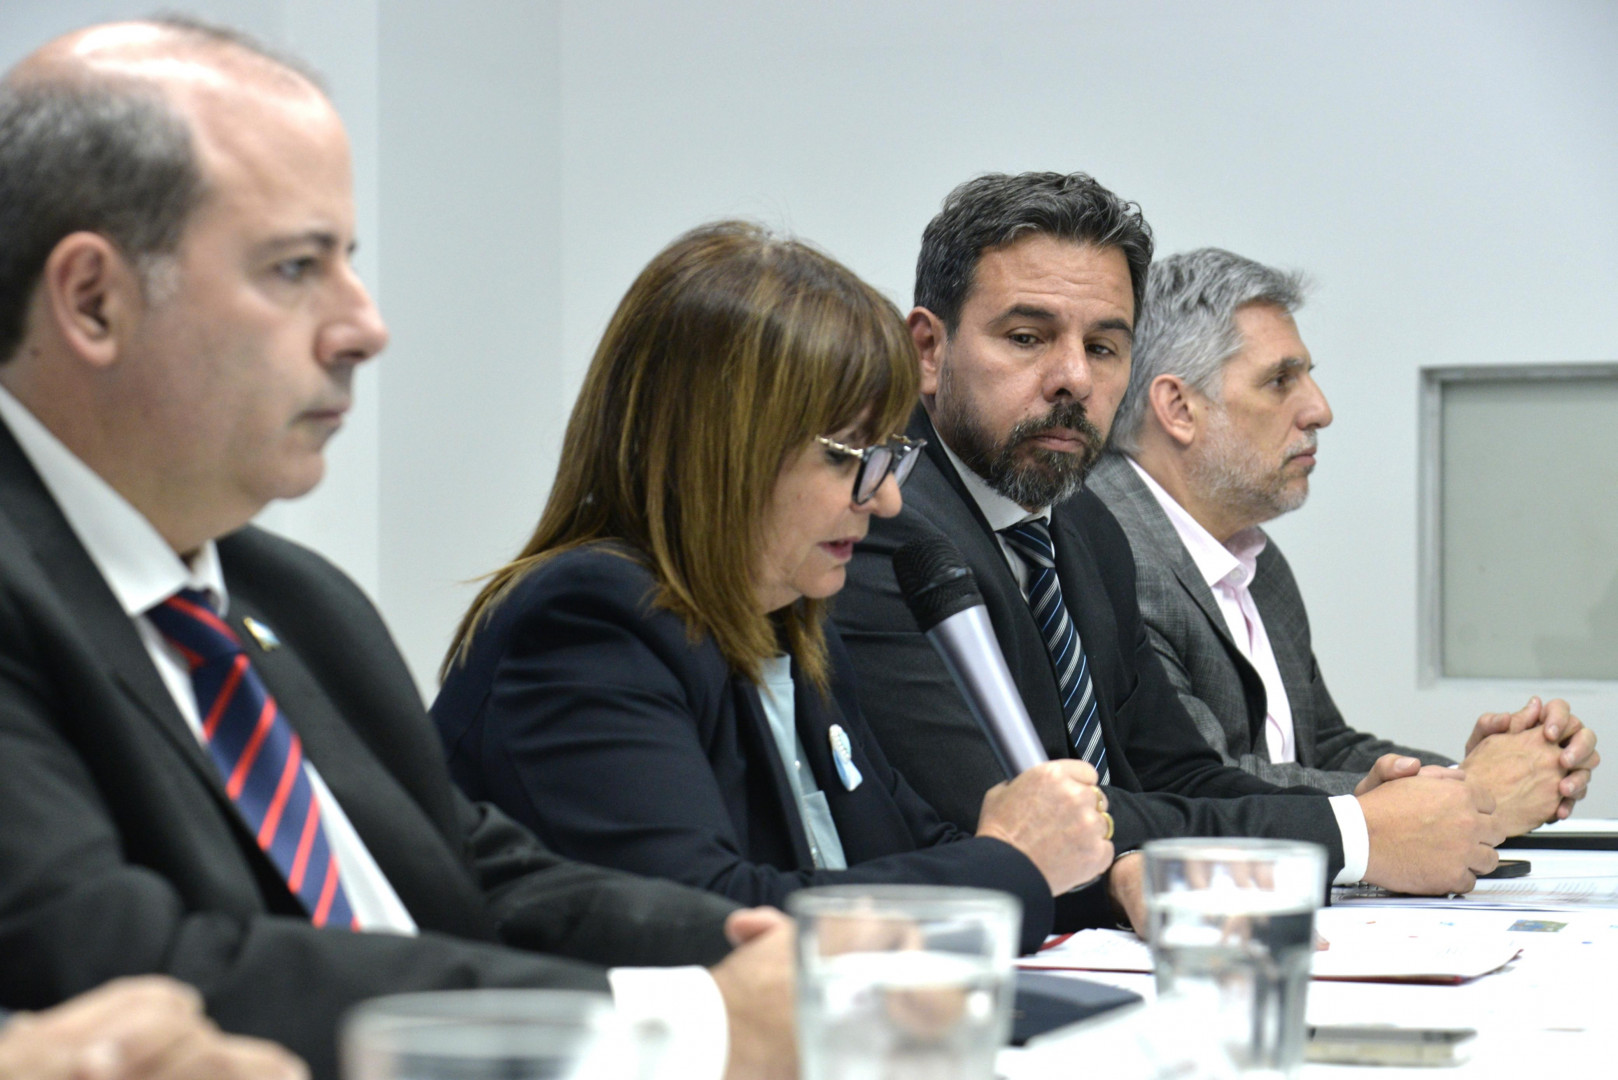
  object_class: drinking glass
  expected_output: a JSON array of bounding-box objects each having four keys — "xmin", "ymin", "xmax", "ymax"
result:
[
  {"xmin": 1143, "ymin": 838, "xmax": 1327, "ymax": 1079},
  {"xmin": 789, "ymin": 884, "xmax": 1020, "ymax": 1080},
  {"xmin": 341, "ymin": 989, "xmax": 636, "ymax": 1080}
]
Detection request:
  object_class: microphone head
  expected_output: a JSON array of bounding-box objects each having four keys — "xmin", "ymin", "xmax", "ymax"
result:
[{"xmin": 894, "ymin": 535, "xmax": 984, "ymax": 633}]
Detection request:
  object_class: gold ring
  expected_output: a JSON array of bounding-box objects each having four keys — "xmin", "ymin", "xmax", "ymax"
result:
[{"xmin": 1101, "ymin": 812, "xmax": 1114, "ymax": 841}]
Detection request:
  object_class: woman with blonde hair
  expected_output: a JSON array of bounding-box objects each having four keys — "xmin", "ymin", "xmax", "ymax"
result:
[{"xmin": 432, "ymin": 222, "xmax": 1113, "ymax": 953}]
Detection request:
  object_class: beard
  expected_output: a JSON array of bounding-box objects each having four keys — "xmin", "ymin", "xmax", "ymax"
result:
[
  {"xmin": 1189, "ymin": 407, "xmax": 1314, "ymax": 526},
  {"xmin": 933, "ymin": 363, "xmax": 1106, "ymax": 509}
]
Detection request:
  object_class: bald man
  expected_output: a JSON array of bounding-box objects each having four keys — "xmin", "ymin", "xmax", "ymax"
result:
[{"xmin": 0, "ymin": 18, "xmax": 788, "ymax": 1080}]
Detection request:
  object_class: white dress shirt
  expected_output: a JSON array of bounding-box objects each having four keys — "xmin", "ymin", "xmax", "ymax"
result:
[
  {"xmin": 759, "ymin": 657, "xmax": 849, "ymax": 870},
  {"xmin": 0, "ymin": 385, "xmax": 727, "ymax": 1077},
  {"xmin": 936, "ymin": 437, "xmax": 1368, "ymax": 883}
]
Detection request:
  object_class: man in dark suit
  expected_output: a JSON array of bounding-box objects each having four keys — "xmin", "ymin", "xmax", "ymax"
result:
[
  {"xmin": 834, "ymin": 172, "xmax": 1508, "ymax": 924},
  {"xmin": 0, "ymin": 19, "xmax": 789, "ymax": 1080},
  {"xmin": 1088, "ymin": 246, "xmax": 1596, "ymax": 832}
]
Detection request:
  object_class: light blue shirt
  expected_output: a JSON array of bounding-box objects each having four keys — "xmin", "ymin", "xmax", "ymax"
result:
[{"xmin": 758, "ymin": 656, "xmax": 848, "ymax": 870}]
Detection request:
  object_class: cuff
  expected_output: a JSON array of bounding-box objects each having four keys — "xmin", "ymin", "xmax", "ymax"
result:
[
  {"xmin": 608, "ymin": 966, "xmax": 728, "ymax": 1080},
  {"xmin": 1328, "ymin": 793, "xmax": 1368, "ymax": 884}
]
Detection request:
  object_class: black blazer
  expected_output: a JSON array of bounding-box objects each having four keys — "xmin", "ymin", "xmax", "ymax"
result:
[
  {"xmin": 432, "ymin": 546, "xmax": 1055, "ymax": 954},
  {"xmin": 832, "ymin": 409, "xmax": 1346, "ymax": 911},
  {"xmin": 0, "ymin": 422, "xmax": 736, "ymax": 1080}
]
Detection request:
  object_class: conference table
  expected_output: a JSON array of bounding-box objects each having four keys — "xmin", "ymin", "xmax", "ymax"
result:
[{"xmin": 1003, "ymin": 825, "xmax": 1618, "ymax": 1077}]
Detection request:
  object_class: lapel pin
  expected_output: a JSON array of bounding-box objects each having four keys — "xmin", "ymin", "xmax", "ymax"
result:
[
  {"xmin": 828, "ymin": 724, "xmax": 863, "ymax": 792},
  {"xmin": 242, "ymin": 616, "xmax": 281, "ymax": 652}
]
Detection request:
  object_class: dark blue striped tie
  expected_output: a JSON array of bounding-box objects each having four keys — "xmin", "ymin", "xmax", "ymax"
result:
[
  {"xmin": 1000, "ymin": 520, "xmax": 1110, "ymax": 783},
  {"xmin": 147, "ymin": 589, "xmax": 357, "ymax": 930}
]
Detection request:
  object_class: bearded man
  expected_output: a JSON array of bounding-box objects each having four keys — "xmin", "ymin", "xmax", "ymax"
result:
[{"xmin": 833, "ymin": 175, "xmax": 1590, "ymax": 928}]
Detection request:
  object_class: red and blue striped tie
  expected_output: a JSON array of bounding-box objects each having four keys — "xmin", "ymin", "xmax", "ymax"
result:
[{"xmin": 147, "ymin": 589, "xmax": 358, "ymax": 930}]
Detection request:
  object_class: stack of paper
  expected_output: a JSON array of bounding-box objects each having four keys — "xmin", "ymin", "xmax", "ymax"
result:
[{"xmin": 1024, "ymin": 925, "xmax": 1520, "ymax": 984}]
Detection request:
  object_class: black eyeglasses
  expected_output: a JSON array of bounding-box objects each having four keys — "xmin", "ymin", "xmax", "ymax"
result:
[{"xmin": 816, "ymin": 434, "xmax": 927, "ymax": 504}]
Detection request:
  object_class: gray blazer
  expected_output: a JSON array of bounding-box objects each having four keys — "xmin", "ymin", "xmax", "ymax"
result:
[{"xmin": 1086, "ymin": 453, "xmax": 1451, "ymax": 795}]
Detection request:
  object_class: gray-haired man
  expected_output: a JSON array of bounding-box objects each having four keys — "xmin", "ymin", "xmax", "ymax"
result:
[{"xmin": 1088, "ymin": 247, "xmax": 1597, "ymax": 836}]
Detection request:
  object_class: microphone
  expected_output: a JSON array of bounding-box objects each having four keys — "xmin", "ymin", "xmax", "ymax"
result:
[{"xmin": 894, "ymin": 535, "xmax": 1049, "ymax": 779}]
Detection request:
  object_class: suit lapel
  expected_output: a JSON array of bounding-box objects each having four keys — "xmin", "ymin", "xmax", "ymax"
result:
[
  {"xmin": 0, "ymin": 423, "xmax": 231, "ymax": 801},
  {"xmin": 1096, "ymin": 457, "xmax": 1233, "ymax": 648},
  {"xmin": 909, "ymin": 412, "xmax": 1073, "ymax": 758},
  {"xmin": 1249, "ymin": 545, "xmax": 1315, "ymax": 762},
  {"xmin": 732, "ymin": 674, "xmax": 815, "ymax": 866},
  {"xmin": 1088, "ymin": 456, "xmax": 1273, "ymax": 750}
]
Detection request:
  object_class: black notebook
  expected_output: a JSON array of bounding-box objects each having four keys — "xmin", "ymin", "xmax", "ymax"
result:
[{"xmin": 1010, "ymin": 971, "xmax": 1142, "ymax": 1045}]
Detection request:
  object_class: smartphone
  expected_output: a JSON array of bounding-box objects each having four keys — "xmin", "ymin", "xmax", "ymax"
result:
[
  {"xmin": 1480, "ymin": 859, "xmax": 1531, "ymax": 879},
  {"xmin": 1306, "ymin": 1024, "xmax": 1476, "ymax": 1066}
]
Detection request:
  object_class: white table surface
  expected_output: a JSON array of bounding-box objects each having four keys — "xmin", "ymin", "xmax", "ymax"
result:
[{"xmin": 1003, "ymin": 847, "xmax": 1618, "ymax": 1077}]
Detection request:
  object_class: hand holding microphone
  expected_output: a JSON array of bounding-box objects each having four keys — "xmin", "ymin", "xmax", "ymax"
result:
[{"xmin": 895, "ymin": 534, "xmax": 1113, "ymax": 893}]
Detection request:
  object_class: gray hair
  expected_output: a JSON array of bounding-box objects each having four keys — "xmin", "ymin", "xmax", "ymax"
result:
[
  {"xmin": 1109, "ymin": 247, "xmax": 1307, "ymax": 455},
  {"xmin": 0, "ymin": 16, "xmax": 320, "ymax": 365},
  {"xmin": 914, "ymin": 171, "xmax": 1153, "ymax": 332}
]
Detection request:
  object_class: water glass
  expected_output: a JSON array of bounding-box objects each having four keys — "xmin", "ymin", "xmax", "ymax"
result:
[
  {"xmin": 789, "ymin": 884, "xmax": 1021, "ymax": 1080},
  {"xmin": 1143, "ymin": 838, "xmax": 1327, "ymax": 1079},
  {"xmin": 341, "ymin": 989, "xmax": 636, "ymax": 1080}
]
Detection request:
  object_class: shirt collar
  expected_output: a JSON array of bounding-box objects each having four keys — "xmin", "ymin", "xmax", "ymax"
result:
[
  {"xmin": 0, "ymin": 383, "xmax": 227, "ymax": 617},
  {"xmin": 1125, "ymin": 455, "xmax": 1267, "ymax": 592},
  {"xmin": 936, "ymin": 431, "xmax": 1049, "ymax": 533}
]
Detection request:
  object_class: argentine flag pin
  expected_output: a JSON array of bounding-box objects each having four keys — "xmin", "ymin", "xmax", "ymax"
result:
[
  {"xmin": 828, "ymin": 724, "xmax": 863, "ymax": 791},
  {"xmin": 242, "ymin": 616, "xmax": 281, "ymax": 652}
]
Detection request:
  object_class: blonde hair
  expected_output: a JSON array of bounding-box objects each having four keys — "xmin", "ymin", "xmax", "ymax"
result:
[{"xmin": 444, "ymin": 221, "xmax": 918, "ymax": 689}]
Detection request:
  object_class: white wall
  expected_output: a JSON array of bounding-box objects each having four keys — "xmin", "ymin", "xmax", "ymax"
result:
[
  {"xmin": 7, "ymin": 1, "xmax": 1616, "ymax": 812},
  {"xmin": 0, "ymin": 0, "xmax": 383, "ymax": 593},
  {"xmin": 549, "ymin": 0, "xmax": 1618, "ymax": 814}
]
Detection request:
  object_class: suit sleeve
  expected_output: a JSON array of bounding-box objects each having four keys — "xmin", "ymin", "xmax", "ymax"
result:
[
  {"xmin": 1260, "ymin": 553, "xmax": 1453, "ymax": 777},
  {"xmin": 1129, "ymin": 541, "xmax": 1450, "ymax": 793},
  {"xmin": 1306, "ymin": 663, "xmax": 1453, "ymax": 775},
  {"xmin": 1142, "ymin": 617, "xmax": 1366, "ymax": 794},
  {"xmin": 439, "ymin": 555, "xmax": 1053, "ymax": 951},
  {"xmin": 1151, "ymin": 622, "xmax": 1449, "ymax": 793},
  {"xmin": 0, "ymin": 588, "xmax": 611, "ymax": 1080},
  {"xmin": 0, "ymin": 524, "xmax": 746, "ymax": 1080}
]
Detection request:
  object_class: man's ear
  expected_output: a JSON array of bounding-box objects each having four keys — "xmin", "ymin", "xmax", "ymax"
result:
[
  {"xmin": 1148, "ymin": 374, "xmax": 1202, "ymax": 449},
  {"xmin": 909, "ymin": 307, "xmax": 946, "ymax": 398},
  {"xmin": 39, "ymin": 232, "xmax": 144, "ymax": 369}
]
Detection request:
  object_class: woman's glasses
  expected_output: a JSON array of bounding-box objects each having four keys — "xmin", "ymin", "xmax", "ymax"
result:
[{"xmin": 816, "ymin": 434, "xmax": 927, "ymax": 505}]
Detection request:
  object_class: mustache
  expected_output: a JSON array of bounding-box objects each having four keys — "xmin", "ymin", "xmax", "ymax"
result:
[
  {"xmin": 1007, "ymin": 401, "xmax": 1104, "ymax": 447},
  {"xmin": 1286, "ymin": 432, "xmax": 1319, "ymax": 459}
]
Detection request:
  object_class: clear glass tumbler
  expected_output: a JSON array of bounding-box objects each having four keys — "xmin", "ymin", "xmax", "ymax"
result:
[
  {"xmin": 1143, "ymin": 838, "xmax": 1327, "ymax": 1079},
  {"xmin": 789, "ymin": 884, "xmax": 1021, "ymax": 1080},
  {"xmin": 341, "ymin": 988, "xmax": 635, "ymax": 1080}
]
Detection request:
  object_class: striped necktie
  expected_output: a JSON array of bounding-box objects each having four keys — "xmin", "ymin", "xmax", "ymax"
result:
[
  {"xmin": 1000, "ymin": 520, "xmax": 1110, "ymax": 783},
  {"xmin": 146, "ymin": 589, "xmax": 357, "ymax": 929}
]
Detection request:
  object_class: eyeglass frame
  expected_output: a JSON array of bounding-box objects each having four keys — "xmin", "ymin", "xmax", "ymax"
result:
[{"xmin": 815, "ymin": 434, "xmax": 927, "ymax": 505}]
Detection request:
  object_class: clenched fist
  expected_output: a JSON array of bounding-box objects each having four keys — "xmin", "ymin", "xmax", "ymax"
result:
[{"xmin": 975, "ymin": 759, "xmax": 1114, "ymax": 894}]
